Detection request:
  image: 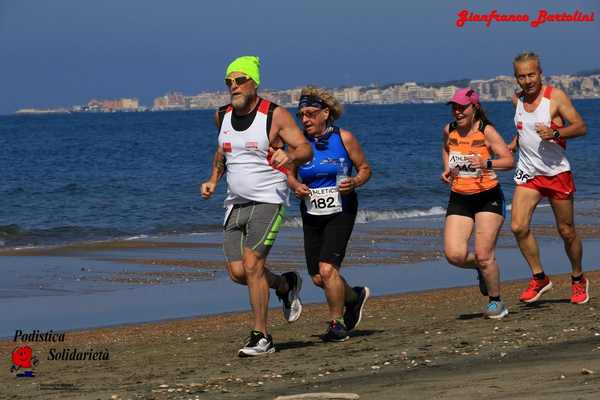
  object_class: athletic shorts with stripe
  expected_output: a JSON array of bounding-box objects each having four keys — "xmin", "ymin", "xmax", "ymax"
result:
[
  {"xmin": 446, "ymin": 185, "xmax": 505, "ymax": 219},
  {"xmin": 223, "ymin": 202, "xmax": 285, "ymax": 262}
]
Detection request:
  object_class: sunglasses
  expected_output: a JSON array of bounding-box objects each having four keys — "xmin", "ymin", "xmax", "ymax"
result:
[
  {"xmin": 225, "ymin": 75, "xmax": 252, "ymax": 87},
  {"xmin": 296, "ymin": 109, "xmax": 325, "ymax": 119},
  {"xmin": 451, "ymin": 103, "xmax": 473, "ymax": 112}
]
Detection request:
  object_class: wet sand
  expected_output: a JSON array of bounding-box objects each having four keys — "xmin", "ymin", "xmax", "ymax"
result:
[
  {"xmin": 0, "ymin": 240, "xmax": 222, "ymax": 257},
  {"xmin": 2, "ymin": 271, "xmax": 599, "ymax": 400},
  {"xmin": 4, "ymin": 223, "xmax": 600, "ymax": 282},
  {"xmin": 2, "ymin": 212, "xmax": 600, "ymax": 399}
]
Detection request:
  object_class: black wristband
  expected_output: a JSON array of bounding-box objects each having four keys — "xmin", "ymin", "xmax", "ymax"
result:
[
  {"xmin": 553, "ymin": 129, "xmax": 561, "ymax": 139},
  {"xmin": 486, "ymin": 159, "xmax": 493, "ymax": 169}
]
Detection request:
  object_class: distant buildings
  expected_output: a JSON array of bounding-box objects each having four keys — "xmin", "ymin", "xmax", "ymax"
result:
[
  {"xmin": 164, "ymin": 72, "xmax": 599, "ymax": 110},
  {"xmin": 15, "ymin": 97, "xmax": 141, "ymax": 114},
  {"xmin": 14, "ymin": 72, "xmax": 600, "ymax": 114},
  {"xmin": 469, "ymin": 76, "xmax": 515, "ymax": 101},
  {"xmin": 86, "ymin": 98, "xmax": 140, "ymax": 112},
  {"xmin": 153, "ymin": 92, "xmax": 186, "ymax": 110}
]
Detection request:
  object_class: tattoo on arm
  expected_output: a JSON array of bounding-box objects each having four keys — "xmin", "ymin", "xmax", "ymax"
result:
[{"xmin": 213, "ymin": 150, "xmax": 226, "ymax": 180}]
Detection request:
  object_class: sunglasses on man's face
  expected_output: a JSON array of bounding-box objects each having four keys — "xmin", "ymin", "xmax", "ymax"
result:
[{"xmin": 225, "ymin": 76, "xmax": 252, "ymax": 87}]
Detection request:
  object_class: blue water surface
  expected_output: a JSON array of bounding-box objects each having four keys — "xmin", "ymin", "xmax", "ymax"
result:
[{"xmin": 1, "ymin": 100, "xmax": 599, "ymax": 247}]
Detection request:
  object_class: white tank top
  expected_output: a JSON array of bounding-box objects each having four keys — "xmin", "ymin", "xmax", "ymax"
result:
[
  {"xmin": 218, "ymin": 99, "xmax": 289, "ymax": 207},
  {"xmin": 513, "ymin": 86, "xmax": 570, "ymax": 184}
]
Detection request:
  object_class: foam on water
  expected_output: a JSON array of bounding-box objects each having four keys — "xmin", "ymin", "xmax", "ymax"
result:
[
  {"xmin": 124, "ymin": 235, "xmax": 149, "ymax": 241},
  {"xmin": 284, "ymin": 206, "xmax": 446, "ymax": 227}
]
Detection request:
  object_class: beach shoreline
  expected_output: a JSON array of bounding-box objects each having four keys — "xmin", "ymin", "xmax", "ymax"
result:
[
  {"xmin": 2, "ymin": 219, "xmax": 600, "ymax": 335},
  {"xmin": 2, "ymin": 270, "xmax": 599, "ymax": 400},
  {"xmin": 3, "ymin": 206, "xmax": 600, "ymax": 399}
]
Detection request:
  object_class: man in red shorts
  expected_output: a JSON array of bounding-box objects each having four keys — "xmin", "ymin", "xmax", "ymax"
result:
[{"xmin": 509, "ymin": 52, "xmax": 588, "ymax": 304}]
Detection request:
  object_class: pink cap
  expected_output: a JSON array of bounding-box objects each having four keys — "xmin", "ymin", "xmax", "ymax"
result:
[{"xmin": 447, "ymin": 88, "xmax": 479, "ymax": 106}]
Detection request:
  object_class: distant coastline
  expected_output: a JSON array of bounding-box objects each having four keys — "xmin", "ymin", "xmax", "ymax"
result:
[{"xmin": 14, "ymin": 69, "xmax": 600, "ymax": 115}]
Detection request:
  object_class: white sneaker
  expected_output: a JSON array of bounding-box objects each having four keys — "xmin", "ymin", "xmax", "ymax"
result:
[
  {"xmin": 278, "ymin": 271, "xmax": 303, "ymax": 323},
  {"xmin": 238, "ymin": 331, "xmax": 275, "ymax": 357}
]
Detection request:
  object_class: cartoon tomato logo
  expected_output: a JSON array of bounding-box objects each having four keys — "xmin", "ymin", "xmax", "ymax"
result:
[{"xmin": 12, "ymin": 346, "xmax": 33, "ymax": 368}]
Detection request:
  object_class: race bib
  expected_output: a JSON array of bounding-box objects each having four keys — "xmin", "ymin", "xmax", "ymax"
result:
[
  {"xmin": 448, "ymin": 152, "xmax": 480, "ymax": 178},
  {"xmin": 514, "ymin": 167, "xmax": 533, "ymax": 185},
  {"xmin": 304, "ymin": 186, "xmax": 342, "ymax": 216}
]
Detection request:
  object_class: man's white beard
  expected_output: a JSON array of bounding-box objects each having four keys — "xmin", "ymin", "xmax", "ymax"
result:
[{"xmin": 232, "ymin": 93, "xmax": 252, "ymax": 110}]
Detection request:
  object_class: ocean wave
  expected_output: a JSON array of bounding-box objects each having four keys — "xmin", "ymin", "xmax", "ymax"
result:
[
  {"xmin": 0, "ymin": 225, "xmax": 128, "ymax": 248},
  {"xmin": 151, "ymin": 223, "xmax": 222, "ymax": 235},
  {"xmin": 0, "ymin": 223, "xmax": 222, "ymax": 249},
  {"xmin": 0, "ymin": 224, "xmax": 22, "ymax": 236},
  {"xmin": 283, "ymin": 206, "xmax": 447, "ymax": 227},
  {"xmin": 124, "ymin": 235, "xmax": 149, "ymax": 241},
  {"xmin": 0, "ymin": 202, "xmax": 561, "ymax": 249},
  {"xmin": 504, "ymin": 203, "xmax": 551, "ymax": 211}
]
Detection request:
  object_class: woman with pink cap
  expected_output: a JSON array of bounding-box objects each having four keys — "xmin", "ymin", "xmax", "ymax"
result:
[{"xmin": 441, "ymin": 88, "xmax": 514, "ymax": 319}]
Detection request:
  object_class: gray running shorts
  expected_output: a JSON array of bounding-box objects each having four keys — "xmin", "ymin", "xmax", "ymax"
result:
[{"xmin": 223, "ymin": 202, "xmax": 285, "ymax": 262}]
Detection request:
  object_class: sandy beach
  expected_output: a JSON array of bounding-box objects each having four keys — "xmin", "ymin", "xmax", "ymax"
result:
[
  {"xmin": 2, "ymin": 211, "xmax": 600, "ymax": 399},
  {"xmin": 2, "ymin": 268, "xmax": 599, "ymax": 400}
]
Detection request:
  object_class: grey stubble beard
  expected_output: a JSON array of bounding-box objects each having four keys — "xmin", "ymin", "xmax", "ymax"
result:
[{"xmin": 231, "ymin": 93, "xmax": 251, "ymax": 110}]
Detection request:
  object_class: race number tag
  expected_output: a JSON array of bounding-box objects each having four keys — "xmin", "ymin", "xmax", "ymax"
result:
[
  {"xmin": 448, "ymin": 152, "xmax": 481, "ymax": 177},
  {"xmin": 514, "ymin": 168, "xmax": 532, "ymax": 184},
  {"xmin": 305, "ymin": 186, "xmax": 342, "ymax": 216}
]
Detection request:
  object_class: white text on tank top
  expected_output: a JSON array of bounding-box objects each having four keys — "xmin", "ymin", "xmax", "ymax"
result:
[
  {"xmin": 514, "ymin": 93, "xmax": 570, "ymax": 184},
  {"xmin": 218, "ymin": 106, "xmax": 289, "ymax": 208}
]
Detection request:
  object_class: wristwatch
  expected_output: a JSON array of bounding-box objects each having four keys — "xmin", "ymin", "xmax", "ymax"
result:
[
  {"xmin": 486, "ymin": 159, "xmax": 493, "ymax": 169},
  {"xmin": 553, "ymin": 129, "xmax": 561, "ymax": 139}
]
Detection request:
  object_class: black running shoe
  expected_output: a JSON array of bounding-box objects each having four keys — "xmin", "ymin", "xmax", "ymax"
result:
[
  {"xmin": 343, "ymin": 286, "xmax": 370, "ymax": 331},
  {"xmin": 276, "ymin": 271, "xmax": 303, "ymax": 322},
  {"xmin": 476, "ymin": 269, "xmax": 488, "ymax": 296},
  {"xmin": 321, "ymin": 320, "xmax": 349, "ymax": 342},
  {"xmin": 238, "ymin": 330, "xmax": 275, "ymax": 357}
]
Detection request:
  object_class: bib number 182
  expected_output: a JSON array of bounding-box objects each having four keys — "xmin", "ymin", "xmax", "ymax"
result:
[
  {"xmin": 306, "ymin": 186, "xmax": 342, "ymax": 215},
  {"xmin": 311, "ymin": 197, "xmax": 336, "ymax": 209}
]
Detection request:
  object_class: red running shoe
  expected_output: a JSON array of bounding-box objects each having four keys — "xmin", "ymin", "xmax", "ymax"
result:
[
  {"xmin": 519, "ymin": 276, "xmax": 553, "ymax": 303},
  {"xmin": 571, "ymin": 277, "xmax": 590, "ymax": 304}
]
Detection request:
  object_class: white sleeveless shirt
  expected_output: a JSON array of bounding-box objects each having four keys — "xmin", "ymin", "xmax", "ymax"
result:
[
  {"xmin": 218, "ymin": 99, "xmax": 289, "ymax": 207},
  {"xmin": 513, "ymin": 86, "xmax": 570, "ymax": 184}
]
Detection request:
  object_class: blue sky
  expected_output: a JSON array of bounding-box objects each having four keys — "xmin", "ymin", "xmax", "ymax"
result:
[{"xmin": 0, "ymin": 0, "xmax": 598, "ymax": 113}]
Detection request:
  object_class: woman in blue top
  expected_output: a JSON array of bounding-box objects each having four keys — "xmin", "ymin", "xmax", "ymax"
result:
[{"xmin": 287, "ymin": 86, "xmax": 372, "ymax": 342}]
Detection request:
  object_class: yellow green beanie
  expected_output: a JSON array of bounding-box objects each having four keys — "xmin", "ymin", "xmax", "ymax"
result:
[{"xmin": 225, "ymin": 56, "xmax": 261, "ymax": 87}]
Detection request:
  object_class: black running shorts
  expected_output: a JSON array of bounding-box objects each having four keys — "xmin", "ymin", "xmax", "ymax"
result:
[
  {"xmin": 301, "ymin": 193, "xmax": 358, "ymax": 276},
  {"xmin": 446, "ymin": 185, "xmax": 505, "ymax": 219}
]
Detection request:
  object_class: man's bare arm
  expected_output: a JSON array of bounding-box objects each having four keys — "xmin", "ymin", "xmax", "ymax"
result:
[
  {"xmin": 208, "ymin": 110, "xmax": 226, "ymax": 183},
  {"xmin": 199, "ymin": 111, "xmax": 226, "ymax": 199},
  {"xmin": 270, "ymin": 107, "xmax": 312, "ymax": 166},
  {"xmin": 554, "ymin": 89, "xmax": 587, "ymax": 139},
  {"xmin": 208, "ymin": 146, "xmax": 226, "ymax": 183}
]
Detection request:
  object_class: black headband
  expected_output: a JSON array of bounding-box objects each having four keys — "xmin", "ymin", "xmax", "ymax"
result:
[{"xmin": 298, "ymin": 95, "xmax": 326, "ymax": 109}]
